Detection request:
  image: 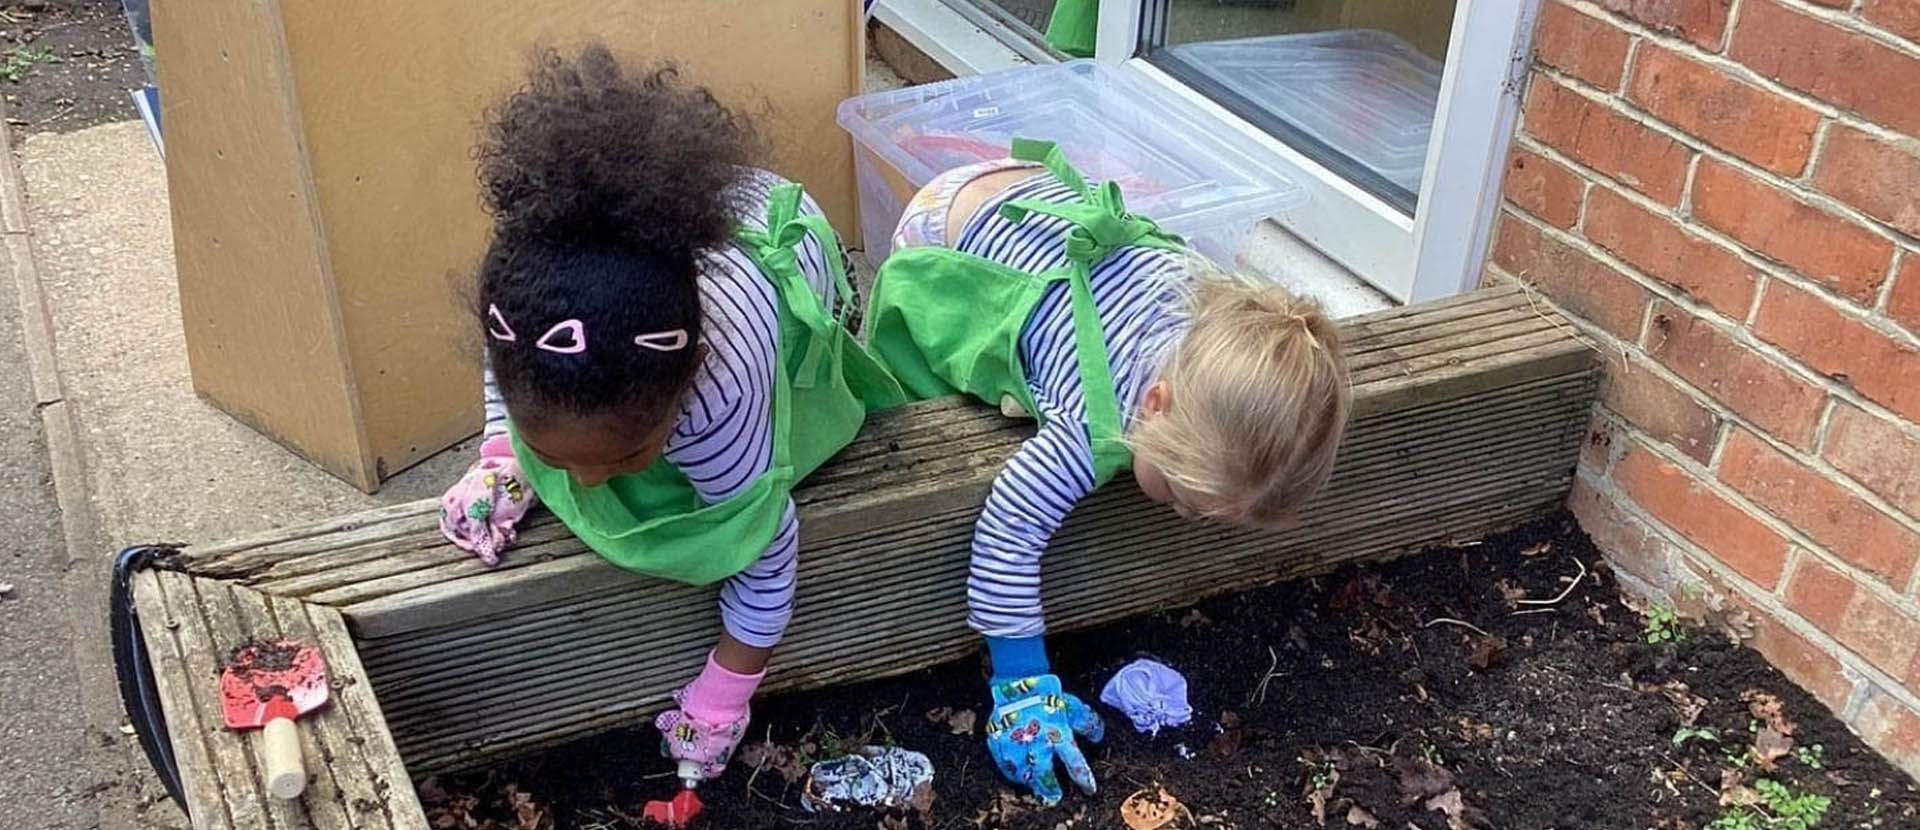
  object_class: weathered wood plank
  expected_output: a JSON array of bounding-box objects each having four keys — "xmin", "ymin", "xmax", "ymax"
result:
[
  {"xmin": 304, "ymin": 604, "xmax": 431, "ymax": 830},
  {"xmin": 157, "ymin": 571, "xmax": 271, "ymax": 829},
  {"xmin": 266, "ymin": 593, "xmax": 395, "ymax": 830},
  {"xmin": 223, "ymin": 585, "xmax": 351, "ymax": 830},
  {"xmin": 132, "ymin": 571, "xmax": 236, "ymax": 830},
  {"xmin": 194, "ymin": 583, "xmax": 309, "ymax": 830}
]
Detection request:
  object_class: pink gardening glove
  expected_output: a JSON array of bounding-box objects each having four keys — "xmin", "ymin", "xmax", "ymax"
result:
[
  {"xmin": 438, "ymin": 435, "xmax": 537, "ymax": 566},
  {"xmin": 654, "ymin": 653, "xmax": 764, "ymax": 780}
]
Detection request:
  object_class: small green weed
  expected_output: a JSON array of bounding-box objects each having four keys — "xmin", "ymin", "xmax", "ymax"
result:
[
  {"xmin": 1794, "ymin": 744, "xmax": 1825, "ymax": 770},
  {"xmin": 1707, "ymin": 778, "xmax": 1832, "ymax": 830},
  {"xmin": 0, "ymin": 45, "xmax": 55, "ymax": 83},
  {"xmin": 1672, "ymin": 726, "xmax": 1722, "ymax": 747},
  {"xmin": 1645, "ymin": 605, "xmax": 1685, "ymax": 644}
]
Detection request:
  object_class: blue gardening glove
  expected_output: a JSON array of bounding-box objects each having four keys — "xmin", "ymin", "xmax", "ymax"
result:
[
  {"xmin": 984, "ymin": 636, "xmax": 1106, "ymax": 803},
  {"xmin": 985, "ymin": 673, "xmax": 1104, "ymax": 803}
]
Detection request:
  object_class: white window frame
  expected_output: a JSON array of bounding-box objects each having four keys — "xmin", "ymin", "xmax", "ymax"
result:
[{"xmin": 878, "ymin": 0, "xmax": 1540, "ymax": 303}]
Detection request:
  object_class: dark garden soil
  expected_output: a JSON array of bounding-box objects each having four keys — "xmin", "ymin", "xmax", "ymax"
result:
[
  {"xmin": 422, "ymin": 513, "xmax": 1920, "ymax": 829},
  {"xmin": 0, "ymin": 0, "xmax": 142, "ymax": 132}
]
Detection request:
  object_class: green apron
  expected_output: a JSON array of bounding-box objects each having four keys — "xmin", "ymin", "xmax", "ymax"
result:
[
  {"xmin": 1044, "ymin": 0, "xmax": 1099, "ymax": 58},
  {"xmin": 864, "ymin": 138, "xmax": 1185, "ymax": 486},
  {"xmin": 511, "ymin": 183, "xmax": 907, "ymax": 586}
]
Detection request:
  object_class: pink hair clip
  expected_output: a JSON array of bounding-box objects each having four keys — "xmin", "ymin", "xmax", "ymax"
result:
[
  {"xmin": 487, "ymin": 304, "xmax": 517, "ymax": 341},
  {"xmin": 535, "ymin": 319, "xmax": 588, "ymax": 354},
  {"xmin": 634, "ymin": 329, "xmax": 689, "ymax": 352}
]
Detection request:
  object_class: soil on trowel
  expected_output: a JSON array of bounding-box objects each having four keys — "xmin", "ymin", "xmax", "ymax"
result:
[
  {"xmin": 422, "ymin": 512, "xmax": 1920, "ymax": 829},
  {"xmin": 1, "ymin": 0, "xmax": 142, "ymax": 132}
]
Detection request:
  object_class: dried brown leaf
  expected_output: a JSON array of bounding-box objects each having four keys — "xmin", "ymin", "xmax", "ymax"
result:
[
  {"xmin": 1467, "ymin": 634, "xmax": 1509, "ymax": 672},
  {"xmin": 1345, "ymin": 804, "xmax": 1380, "ymax": 828},
  {"xmin": 1719, "ymin": 770, "xmax": 1762, "ymax": 807},
  {"xmin": 1393, "ymin": 757, "xmax": 1455, "ymax": 804},
  {"xmin": 1751, "ymin": 727, "xmax": 1795, "ymax": 770},
  {"xmin": 1494, "ymin": 579, "xmax": 1528, "ymax": 606},
  {"xmin": 1425, "ymin": 789, "xmax": 1465, "ymax": 818},
  {"xmin": 1742, "ymin": 690, "xmax": 1796, "ymax": 735},
  {"xmin": 1119, "ymin": 787, "xmax": 1186, "ymax": 830}
]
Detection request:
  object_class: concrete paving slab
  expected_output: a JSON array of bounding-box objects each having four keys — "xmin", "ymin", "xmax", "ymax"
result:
[
  {"xmin": 21, "ymin": 122, "xmax": 472, "ymax": 553},
  {"xmin": 0, "ymin": 168, "xmax": 98, "ymax": 830}
]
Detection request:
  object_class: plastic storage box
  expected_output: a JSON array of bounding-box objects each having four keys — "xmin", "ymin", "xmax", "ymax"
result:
[
  {"xmin": 1165, "ymin": 30, "xmax": 1442, "ymax": 196},
  {"xmin": 837, "ymin": 60, "xmax": 1307, "ymax": 264}
]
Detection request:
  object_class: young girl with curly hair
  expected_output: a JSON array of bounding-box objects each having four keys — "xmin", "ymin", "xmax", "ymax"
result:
[
  {"xmin": 437, "ymin": 44, "xmax": 902, "ymax": 783},
  {"xmin": 867, "ymin": 139, "xmax": 1352, "ymax": 804}
]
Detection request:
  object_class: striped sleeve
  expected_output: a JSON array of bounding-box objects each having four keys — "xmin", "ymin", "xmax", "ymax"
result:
[
  {"xmin": 664, "ymin": 242, "xmax": 796, "ymax": 649},
  {"xmin": 966, "ymin": 417, "xmax": 1098, "ymax": 638},
  {"xmin": 482, "ymin": 362, "xmax": 509, "ymax": 439}
]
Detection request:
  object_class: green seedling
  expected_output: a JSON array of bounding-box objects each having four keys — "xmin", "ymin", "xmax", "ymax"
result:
[
  {"xmin": 1645, "ymin": 605, "xmax": 1684, "ymax": 644},
  {"xmin": 0, "ymin": 45, "xmax": 55, "ymax": 83},
  {"xmin": 1794, "ymin": 744, "xmax": 1825, "ymax": 770},
  {"xmin": 1672, "ymin": 726, "xmax": 1721, "ymax": 748},
  {"xmin": 1707, "ymin": 778, "xmax": 1832, "ymax": 830}
]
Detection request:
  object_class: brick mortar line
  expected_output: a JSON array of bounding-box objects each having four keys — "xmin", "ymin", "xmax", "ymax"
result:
[
  {"xmin": 1500, "ymin": 199, "xmax": 1920, "ymax": 446},
  {"xmin": 0, "ymin": 107, "xmax": 139, "ymax": 830},
  {"xmin": 1514, "ymin": 131, "xmax": 1920, "ymax": 352},
  {"xmin": 1771, "ymin": 0, "xmax": 1920, "ymax": 55},
  {"xmin": 1503, "ymin": 206, "xmax": 1920, "ymax": 528},
  {"xmin": 1876, "ymin": 249, "xmax": 1905, "ymax": 312},
  {"xmin": 1528, "ymin": 63, "xmax": 1920, "ymax": 255},
  {"xmin": 1491, "ymin": 218, "xmax": 1920, "ymax": 546},
  {"xmin": 1576, "ymin": 464, "xmax": 1920, "ymax": 714},
  {"xmin": 1564, "ymin": 0, "xmax": 1920, "ymax": 139},
  {"xmin": 1610, "ymin": 409, "xmax": 1920, "ymax": 617}
]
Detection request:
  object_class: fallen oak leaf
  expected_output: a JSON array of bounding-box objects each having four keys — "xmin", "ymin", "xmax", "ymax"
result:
[
  {"xmin": 1345, "ymin": 804, "xmax": 1380, "ymax": 828},
  {"xmin": 1718, "ymin": 770, "xmax": 1761, "ymax": 807}
]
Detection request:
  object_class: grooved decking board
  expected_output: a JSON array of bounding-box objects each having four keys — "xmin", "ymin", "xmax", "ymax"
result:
[
  {"xmin": 127, "ymin": 571, "xmax": 427, "ymax": 829},
  {"xmin": 372, "ymin": 369, "xmax": 1592, "ymax": 771},
  {"xmin": 153, "ymin": 284, "xmax": 1599, "ymax": 779}
]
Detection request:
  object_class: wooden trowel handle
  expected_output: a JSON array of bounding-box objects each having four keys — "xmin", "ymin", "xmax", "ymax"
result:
[{"xmin": 262, "ymin": 717, "xmax": 306, "ymax": 799}]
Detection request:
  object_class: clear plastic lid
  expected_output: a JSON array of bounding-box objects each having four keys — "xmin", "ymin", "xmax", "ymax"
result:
[
  {"xmin": 837, "ymin": 60, "xmax": 1307, "ymax": 240},
  {"xmin": 1166, "ymin": 30, "xmax": 1442, "ymax": 194}
]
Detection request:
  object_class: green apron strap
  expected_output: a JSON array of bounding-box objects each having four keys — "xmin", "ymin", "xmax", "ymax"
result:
[
  {"xmin": 738, "ymin": 183, "xmax": 853, "ymax": 389},
  {"xmin": 1000, "ymin": 138, "xmax": 1177, "ymax": 476}
]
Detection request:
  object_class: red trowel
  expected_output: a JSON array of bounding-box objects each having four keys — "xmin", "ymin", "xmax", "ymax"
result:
[
  {"xmin": 641, "ymin": 761, "xmax": 705, "ymax": 827},
  {"xmin": 220, "ymin": 639, "xmax": 330, "ymax": 799}
]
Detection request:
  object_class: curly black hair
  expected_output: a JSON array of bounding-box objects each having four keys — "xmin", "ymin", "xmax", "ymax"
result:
[{"xmin": 475, "ymin": 43, "xmax": 763, "ymax": 427}]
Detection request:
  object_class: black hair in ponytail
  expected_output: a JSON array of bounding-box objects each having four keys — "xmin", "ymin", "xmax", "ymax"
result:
[{"xmin": 474, "ymin": 43, "xmax": 763, "ymax": 426}]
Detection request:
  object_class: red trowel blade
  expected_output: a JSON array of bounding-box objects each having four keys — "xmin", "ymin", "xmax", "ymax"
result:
[
  {"xmin": 220, "ymin": 639, "xmax": 330, "ymax": 729},
  {"xmin": 641, "ymin": 789, "xmax": 703, "ymax": 827}
]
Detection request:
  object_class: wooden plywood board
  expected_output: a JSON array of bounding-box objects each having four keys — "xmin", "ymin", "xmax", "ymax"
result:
[
  {"xmin": 154, "ymin": 0, "xmax": 373, "ymax": 488},
  {"xmin": 273, "ymin": 0, "xmax": 868, "ymax": 476}
]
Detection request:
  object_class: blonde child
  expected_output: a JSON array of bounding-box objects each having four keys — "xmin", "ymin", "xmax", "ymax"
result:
[
  {"xmin": 437, "ymin": 45, "xmax": 900, "ymax": 786},
  {"xmin": 866, "ymin": 139, "xmax": 1352, "ymax": 804}
]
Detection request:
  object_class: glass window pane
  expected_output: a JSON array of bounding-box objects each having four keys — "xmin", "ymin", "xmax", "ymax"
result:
[{"xmin": 1149, "ymin": 0, "xmax": 1459, "ymax": 211}]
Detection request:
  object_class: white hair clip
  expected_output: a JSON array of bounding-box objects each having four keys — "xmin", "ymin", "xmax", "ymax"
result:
[
  {"xmin": 634, "ymin": 329, "xmax": 689, "ymax": 352},
  {"xmin": 487, "ymin": 304, "xmax": 518, "ymax": 342},
  {"xmin": 534, "ymin": 319, "xmax": 587, "ymax": 354}
]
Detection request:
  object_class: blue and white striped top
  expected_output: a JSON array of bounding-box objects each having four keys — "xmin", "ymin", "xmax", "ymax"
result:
[
  {"xmin": 483, "ymin": 169, "xmax": 835, "ymax": 649},
  {"xmin": 951, "ymin": 173, "xmax": 1193, "ymax": 639}
]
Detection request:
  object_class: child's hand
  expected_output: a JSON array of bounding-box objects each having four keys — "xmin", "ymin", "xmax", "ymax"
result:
[
  {"xmin": 984, "ymin": 673, "xmax": 1104, "ymax": 804},
  {"xmin": 438, "ymin": 436, "xmax": 536, "ymax": 565},
  {"xmin": 654, "ymin": 706, "xmax": 749, "ymax": 780}
]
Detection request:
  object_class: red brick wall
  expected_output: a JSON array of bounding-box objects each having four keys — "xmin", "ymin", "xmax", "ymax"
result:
[{"xmin": 1491, "ymin": 0, "xmax": 1920, "ymax": 776}]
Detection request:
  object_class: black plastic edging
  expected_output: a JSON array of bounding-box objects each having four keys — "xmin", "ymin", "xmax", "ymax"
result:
[{"xmin": 110, "ymin": 546, "xmax": 187, "ymax": 811}]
